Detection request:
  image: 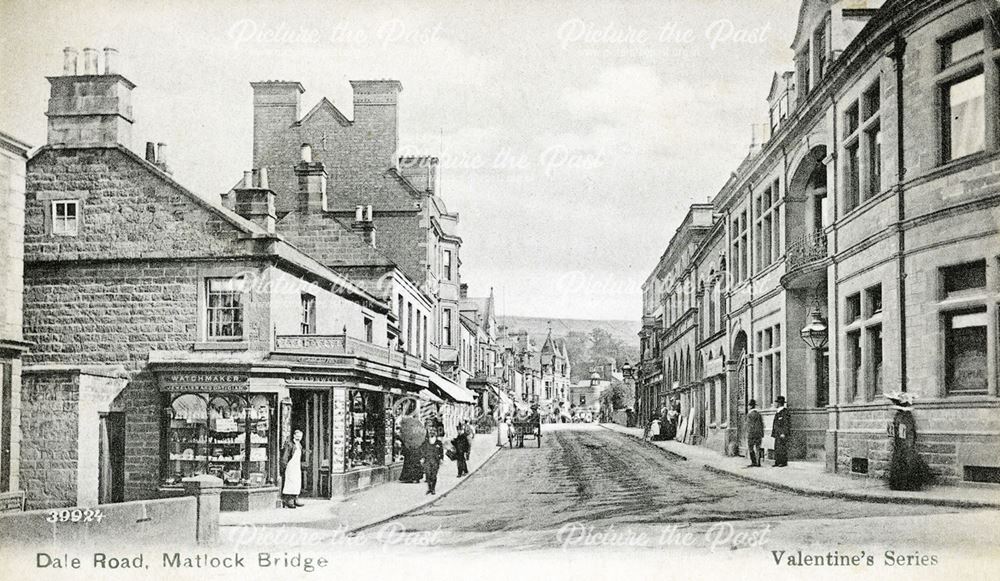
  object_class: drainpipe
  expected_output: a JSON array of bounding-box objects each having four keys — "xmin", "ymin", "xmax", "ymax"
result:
[
  {"xmin": 890, "ymin": 36, "xmax": 907, "ymax": 393},
  {"xmin": 746, "ymin": 183, "xmax": 755, "ymax": 410},
  {"xmin": 828, "ymin": 91, "xmax": 840, "ymax": 472}
]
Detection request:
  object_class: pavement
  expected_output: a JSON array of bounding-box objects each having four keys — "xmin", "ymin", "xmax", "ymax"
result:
[
  {"xmin": 600, "ymin": 422, "xmax": 1000, "ymax": 509},
  {"xmin": 218, "ymin": 431, "xmax": 502, "ymax": 543}
]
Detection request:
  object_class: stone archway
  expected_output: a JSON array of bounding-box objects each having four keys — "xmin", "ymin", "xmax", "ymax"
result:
[{"xmin": 726, "ymin": 331, "xmax": 749, "ymax": 455}]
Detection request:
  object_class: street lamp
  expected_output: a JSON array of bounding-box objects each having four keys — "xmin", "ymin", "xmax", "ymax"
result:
[
  {"xmin": 800, "ymin": 307, "xmax": 829, "ymax": 349},
  {"xmin": 621, "ymin": 363, "xmax": 633, "ymax": 379}
]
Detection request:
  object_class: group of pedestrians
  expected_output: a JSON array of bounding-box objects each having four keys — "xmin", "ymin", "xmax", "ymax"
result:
[
  {"xmin": 642, "ymin": 396, "xmax": 792, "ymax": 469},
  {"xmin": 745, "ymin": 396, "xmax": 789, "ymax": 467},
  {"xmin": 644, "ymin": 403, "xmax": 680, "ymax": 442},
  {"xmin": 399, "ymin": 415, "xmax": 474, "ymax": 495}
]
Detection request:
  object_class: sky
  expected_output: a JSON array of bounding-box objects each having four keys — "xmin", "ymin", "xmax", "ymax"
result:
[{"xmin": 0, "ymin": 0, "xmax": 801, "ymax": 321}]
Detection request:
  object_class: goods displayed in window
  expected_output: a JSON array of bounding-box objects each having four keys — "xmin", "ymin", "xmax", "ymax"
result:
[
  {"xmin": 163, "ymin": 392, "xmax": 276, "ymax": 487},
  {"xmin": 347, "ymin": 390, "xmax": 385, "ymax": 469}
]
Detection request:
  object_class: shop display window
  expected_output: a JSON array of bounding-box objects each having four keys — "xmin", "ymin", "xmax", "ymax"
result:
[
  {"xmin": 347, "ymin": 390, "xmax": 385, "ymax": 469},
  {"xmin": 163, "ymin": 392, "xmax": 276, "ymax": 487}
]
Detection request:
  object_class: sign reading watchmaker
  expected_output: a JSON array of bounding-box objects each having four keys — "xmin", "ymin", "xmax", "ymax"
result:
[{"xmin": 159, "ymin": 372, "xmax": 250, "ymax": 392}]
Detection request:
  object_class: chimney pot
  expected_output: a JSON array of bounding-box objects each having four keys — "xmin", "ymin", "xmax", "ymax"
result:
[
  {"xmin": 82, "ymin": 48, "xmax": 99, "ymax": 75},
  {"xmin": 365, "ymin": 205, "xmax": 373, "ymax": 222},
  {"xmin": 243, "ymin": 170, "xmax": 253, "ymax": 188},
  {"xmin": 103, "ymin": 47, "xmax": 118, "ymax": 74},
  {"xmin": 259, "ymin": 167, "xmax": 269, "ymax": 189},
  {"xmin": 62, "ymin": 47, "xmax": 78, "ymax": 75},
  {"xmin": 145, "ymin": 142, "xmax": 156, "ymax": 163},
  {"xmin": 156, "ymin": 142, "xmax": 167, "ymax": 164},
  {"xmin": 355, "ymin": 205, "xmax": 364, "ymax": 222},
  {"xmin": 300, "ymin": 143, "xmax": 312, "ymax": 163}
]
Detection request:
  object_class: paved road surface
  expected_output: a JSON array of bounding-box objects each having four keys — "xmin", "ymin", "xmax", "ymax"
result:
[{"xmin": 364, "ymin": 424, "xmax": 998, "ymax": 554}]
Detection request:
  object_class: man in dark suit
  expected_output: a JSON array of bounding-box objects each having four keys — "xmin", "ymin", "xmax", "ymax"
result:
[
  {"xmin": 746, "ymin": 399, "xmax": 764, "ymax": 467},
  {"xmin": 771, "ymin": 396, "xmax": 790, "ymax": 467},
  {"xmin": 421, "ymin": 432, "xmax": 444, "ymax": 494}
]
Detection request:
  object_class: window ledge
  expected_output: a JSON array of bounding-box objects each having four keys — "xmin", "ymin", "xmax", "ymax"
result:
[
  {"xmin": 908, "ymin": 150, "xmax": 1000, "ymax": 189},
  {"xmin": 193, "ymin": 342, "xmax": 249, "ymax": 351}
]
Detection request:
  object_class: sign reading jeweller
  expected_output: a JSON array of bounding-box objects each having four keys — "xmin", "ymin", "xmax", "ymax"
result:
[{"xmin": 160, "ymin": 372, "xmax": 249, "ymax": 392}]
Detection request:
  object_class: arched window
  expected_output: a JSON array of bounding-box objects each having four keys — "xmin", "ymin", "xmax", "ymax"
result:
[{"xmin": 708, "ymin": 280, "xmax": 717, "ymax": 334}]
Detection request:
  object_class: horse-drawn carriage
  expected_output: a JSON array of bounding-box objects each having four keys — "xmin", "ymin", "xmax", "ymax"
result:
[{"xmin": 509, "ymin": 414, "xmax": 541, "ymax": 448}]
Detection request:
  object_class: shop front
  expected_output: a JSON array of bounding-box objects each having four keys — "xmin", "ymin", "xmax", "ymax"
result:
[
  {"xmin": 153, "ymin": 351, "xmax": 447, "ymax": 506},
  {"xmin": 158, "ymin": 370, "xmax": 282, "ymax": 512}
]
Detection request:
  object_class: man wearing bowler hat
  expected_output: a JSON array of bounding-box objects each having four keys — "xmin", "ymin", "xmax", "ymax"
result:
[{"xmin": 771, "ymin": 396, "xmax": 790, "ymax": 467}]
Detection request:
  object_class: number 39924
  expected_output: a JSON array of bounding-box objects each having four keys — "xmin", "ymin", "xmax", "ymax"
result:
[{"xmin": 45, "ymin": 508, "xmax": 105, "ymax": 523}]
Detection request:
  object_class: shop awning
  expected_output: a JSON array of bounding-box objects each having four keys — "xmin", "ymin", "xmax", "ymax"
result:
[
  {"xmin": 492, "ymin": 385, "xmax": 513, "ymax": 407},
  {"xmin": 424, "ymin": 369, "xmax": 477, "ymax": 404},
  {"xmin": 418, "ymin": 389, "xmax": 445, "ymax": 404}
]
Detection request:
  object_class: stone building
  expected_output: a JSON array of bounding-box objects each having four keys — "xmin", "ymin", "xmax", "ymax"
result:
[
  {"xmin": 462, "ymin": 287, "xmax": 508, "ymax": 416},
  {"xmin": 247, "ymin": 80, "xmax": 464, "ymax": 377},
  {"xmin": 0, "ymin": 131, "xmax": 31, "ymax": 513},
  {"xmin": 540, "ymin": 330, "xmax": 572, "ymax": 415},
  {"xmin": 637, "ymin": 0, "xmax": 1000, "ymax": 485},
  {"xmin": 20, "ymin": 48, "xmax": 472, "ymax": 510}
]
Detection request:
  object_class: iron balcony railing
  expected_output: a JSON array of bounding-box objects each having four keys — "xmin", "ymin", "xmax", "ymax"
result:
[
  {"xmin": 274, "ymin": 334, "xmax": 422, "ymax": 371},
  {"xmin": 785, "ymin": 231, "xmax": 829, "ymax": 271}
]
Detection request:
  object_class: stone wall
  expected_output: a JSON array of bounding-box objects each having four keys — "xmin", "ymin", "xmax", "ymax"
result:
[
  {"xmin": 22, "ymin": 260, "xmax": 277, "ymax": 501},
  {"xmin": 20, "ymin": 369, "xmax": 80, "ymax": 509},
  {"xmin": 25, "ymin": 147, "xmax": 252, "ymax": 264},
  {"xmin": 0, "ymin": 495, "xmax": 204, "ymax": 548}
]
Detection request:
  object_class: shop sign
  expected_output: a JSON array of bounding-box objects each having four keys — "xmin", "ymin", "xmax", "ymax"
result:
[
  {"xmin": 160, "ymin": 372, "xmax": 249, "ymax": 392},
  {"xmin": 0, "ymin": 492, "xmax": 25, "ymax": 514},
  {"xmin": 286, "ymin": 374, "xmax": 346, "ymax": 385}
]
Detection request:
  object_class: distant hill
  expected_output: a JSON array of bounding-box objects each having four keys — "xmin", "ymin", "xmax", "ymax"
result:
[
  {"xmin": 499, "ymin": 316, "xmax": 640, "ymax": 381},
  {"xmin": 499, "ymin": 316, "xmax": 639, "ymax": 346}
]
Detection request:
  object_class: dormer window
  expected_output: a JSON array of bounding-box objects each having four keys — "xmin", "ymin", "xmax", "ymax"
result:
[
  {"xmin": 52, "ymin": 200, "xmax": 79, "ymax": 236},
  {"xmin": 796, "ymin": 44, "xmax": 812, "ymax": 101},
  {"xmin": 813, "ymin": 21, "xmax": 828, "ymax": 81}
]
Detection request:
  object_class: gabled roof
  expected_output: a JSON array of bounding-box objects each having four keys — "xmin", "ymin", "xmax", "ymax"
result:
[
  {"xmin": 790, "ymin": 0, "xmax": 831, "ymax": 50},
  {"xmin": 767, "ymin": 71, "xmax": 796, "ymax": 103},
  {"xmin": 42, "ymin": 144, "xmax": 389, "ymax": 312},
  {"xmin": 295, "ymin": 97, "xmax": 352, "ymax": 127}
]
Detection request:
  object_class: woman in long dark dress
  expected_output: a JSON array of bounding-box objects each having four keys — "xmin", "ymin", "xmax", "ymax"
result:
[{"xmin": 399, "ymin": 415, "xmax": 426, "ymax": 483}]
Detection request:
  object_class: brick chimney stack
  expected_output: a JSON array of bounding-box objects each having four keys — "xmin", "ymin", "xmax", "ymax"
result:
[
  {"xmin": 294, "ymin": 143, "xmax": 328, "ymax": 213},
  {"xmin": 232, "ymin": 168, "xmax": 277, "ymax": 234},
  {"xmin": 350, "ymin": 80, "xmax": 402, "ymax": 167},
  {"xmin": 352, "ymin": 204, "xmax": 376, "ymax": 247},
  {"xmin": 47, "ymin": 46, "xmax": 134, "ymax": 148}
]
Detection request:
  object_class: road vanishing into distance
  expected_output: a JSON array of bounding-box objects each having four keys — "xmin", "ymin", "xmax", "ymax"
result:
[{"xmin": 360, "ymin": 424, "xmax": 999, "ymax": 557}]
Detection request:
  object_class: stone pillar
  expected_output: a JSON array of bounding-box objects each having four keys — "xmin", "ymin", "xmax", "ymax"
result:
[
  {"xmin": 183, "ymin": 474, "xmax": 222, "ymax": 545},
  {"xmin": 724, "ymin": 360, "xmax": 740, "ymax": 456}
]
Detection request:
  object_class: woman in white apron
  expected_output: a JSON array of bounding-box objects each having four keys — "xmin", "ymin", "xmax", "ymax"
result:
[{"xmin": 280, "ymin": 429, "xmax": 305, "ymax": 508}]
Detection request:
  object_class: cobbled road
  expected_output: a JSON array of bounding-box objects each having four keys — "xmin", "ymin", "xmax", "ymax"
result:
[{"xmin": 367, "ymin": 424, "xmax": 999, "ymax": 554}]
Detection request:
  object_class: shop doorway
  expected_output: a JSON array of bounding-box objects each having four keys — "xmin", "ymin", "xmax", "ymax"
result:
[
  {"xmin": 98, "ymin": 412, "xmax": 125, "ymax": 503},
  {"xmin": 290, "ymin": 390, "xmax": 331, "ymax": 498}
]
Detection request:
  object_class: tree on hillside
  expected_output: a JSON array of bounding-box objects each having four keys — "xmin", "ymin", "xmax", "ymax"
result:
[
  {"xmin": 589, "ymin": 328, "xmax": 629, "ymax": 367},
  {"xmin": 563, "ymin": 331, "xmax": 591, "ymax": 381}
]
